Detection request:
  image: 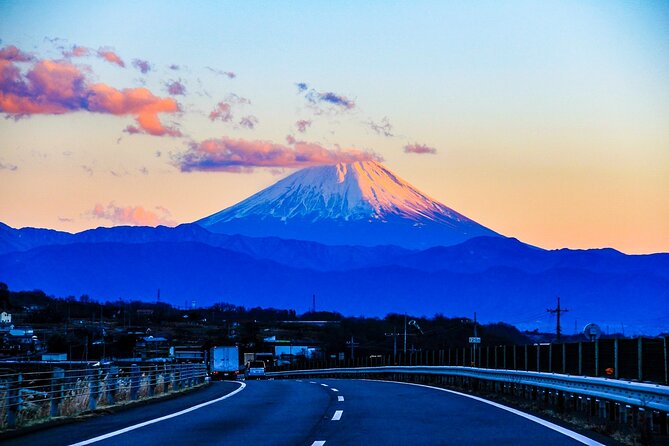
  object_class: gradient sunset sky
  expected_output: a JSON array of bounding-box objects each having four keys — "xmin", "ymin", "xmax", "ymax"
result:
[{"xmin": 1, "ymin": 0, "xmax": 667, "ymax": 254}]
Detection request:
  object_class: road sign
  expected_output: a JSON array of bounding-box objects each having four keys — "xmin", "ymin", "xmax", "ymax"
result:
[{"xmin": 469, "ymin": 337, "xmax": 481, "ymax": 344}]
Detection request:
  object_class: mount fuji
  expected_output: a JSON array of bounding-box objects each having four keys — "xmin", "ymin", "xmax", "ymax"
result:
[{"xmin": 196, "ymin": 160, "xmax": 499, "ymax": 248}]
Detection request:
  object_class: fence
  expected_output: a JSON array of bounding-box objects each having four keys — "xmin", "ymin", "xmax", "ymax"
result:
[
  {"xmin": 0, "ymin": 361, "xmax": 207, "ymax": 431},
  {"xmin": 277, "ymin": 337, "xmax": 669, "ymax": 385}
]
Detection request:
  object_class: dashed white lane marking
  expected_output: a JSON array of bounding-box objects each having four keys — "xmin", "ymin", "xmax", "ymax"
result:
[
  {"xmin": 309, "ymin": 381, "xmax": 317, "ymax": 384},
  {"xmin": 320, "ymin": 383, "xmax": 329, "ymax": 387},
  {"xmin": 296, "ymin": 379, "xmax": 302, "ymax": 382},
  {"xmin": 337, "ymin": 396, "xmax": 344, "ymax": 402},
  {"xmin": 330, "ymin": 388, "xmax": 339, "ymax": 392},
  {"xmin": 331, "ymin": 409, "xmax": 343, "ymax": 421},
  {"xmin": 311, "ymin": 442, "xmax": 326, "ymax": 446},
  {"xmin": 69, "ymin": 382, "xmax": 246, "ymax": 446},
  {"xmin": 365, "ymin": 380, "xmax": 604, "ymax": 446}
]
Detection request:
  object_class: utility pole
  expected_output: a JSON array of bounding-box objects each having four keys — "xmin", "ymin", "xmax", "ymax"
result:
[
  {"xmin": 547, "ymin": 296, "xmax": 569, "ymax": 342},
  {"xmin": 473, "ymin": 312, "xmax": 477, "ymax": 367},
  {"xmin": 385, "ymin": 327, "xmax": 400, "ymax": 363},
  {"xmin": 347, "ymin": 336, "xmax": 359, "ymax": 360}
]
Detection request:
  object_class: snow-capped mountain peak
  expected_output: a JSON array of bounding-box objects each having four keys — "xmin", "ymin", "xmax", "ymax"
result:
[{"xmin": 196, "ymin": 160, "xmax": 499, "ymax": 248}]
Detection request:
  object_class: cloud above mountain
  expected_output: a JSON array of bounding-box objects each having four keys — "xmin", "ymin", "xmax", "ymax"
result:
[
  {"xmin": 89, "ymin": 202, "xmax": 175, "ymax": 226},
  {"xmin": 404, "ymin": 143, "xmax": 437, "ymax": 154},
  {"xmin": 0, "ymin": 46, "xmax": 181, "ymax": 136},
  {"xmin": 177, "ymin": 136, "xmax": 381, "ymax": 172}
]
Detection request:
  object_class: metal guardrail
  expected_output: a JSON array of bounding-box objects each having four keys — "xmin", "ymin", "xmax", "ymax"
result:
[
  {"xmin": 0, "ymin": 362, "xmax": 207, "ymax": 431},
  {"xmin": 268, "ymin": 366, "xmax": 669, "ymax": 412}
]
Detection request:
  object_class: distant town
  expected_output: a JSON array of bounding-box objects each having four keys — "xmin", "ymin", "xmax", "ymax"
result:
[{"xmin": 1, "ymin": 282, "xmax": 642, "ymax": 366}]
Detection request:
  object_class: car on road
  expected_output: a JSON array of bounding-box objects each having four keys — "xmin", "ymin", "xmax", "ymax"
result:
[{"xmin": 245, "ymin": 360, "xmax": 266, "ymax": 380}]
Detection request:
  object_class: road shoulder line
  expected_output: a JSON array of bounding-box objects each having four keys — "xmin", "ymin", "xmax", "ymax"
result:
[
  {"xmin": 364, "ymin": 379, "xmax": 604, "ymax": 446},
  {"xmin": 68, "ymin": 382, "xmax": 246, "ymax": 446}
]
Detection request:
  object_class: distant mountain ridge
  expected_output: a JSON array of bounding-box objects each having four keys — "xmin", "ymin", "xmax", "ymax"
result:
[
  {"xmin": 1, "ymin": 235, "xmax": 667, "ymax": 334},
  {"xmin": 196, "ymin": 161, "xmax": 499, "ymax": 249},
  {"xmin": 2, "ymin": 160, "xmax": 667, "ymax": 333}
]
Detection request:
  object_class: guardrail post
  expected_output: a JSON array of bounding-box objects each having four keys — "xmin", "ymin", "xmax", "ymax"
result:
[
  {"xmin": 598, "ymin": 399, "xmax": 606, "ymax": 419},
  {"xmin": 638, "ymin": 338, "xmax": 643, "ymax": 382},
  {"xmin": 88, "ymin": 366, "xmax": 98, "ymax": 411},
  {"xmin": 130, "ymin": 364, "xmax": 140, "ymax": 400},
  {"xmin": 6, "ymin": 372, "xmax": 21, "ymax": 429},
  {"xmin": 107, "ymin": 365, "xmax": 118, "ymax": 405},
  {"xmin": 49, "ymin": 367, "xmax": 64, "ymax": 417},
  {"xmin": 146, "ymin": 365, "xmax": 153, "ymax": 396}
]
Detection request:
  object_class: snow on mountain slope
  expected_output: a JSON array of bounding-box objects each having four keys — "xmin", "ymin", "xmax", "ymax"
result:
[{"xmin": 196, "ymin": 160, "xmax": 499, "ymax": 248}]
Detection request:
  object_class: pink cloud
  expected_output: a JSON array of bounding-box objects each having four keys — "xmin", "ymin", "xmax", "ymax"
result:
[
  {"xmin": 0, "ymin": 56, "xmax": 181, "ymax": 137},
  {"xmin": 0, "ymin": 45, "xmax": 35, "ymax": 62},
  {"xmin": 97, "ymin": 47, "xmax": 125, "ymax": 67},
  {"xmin": 62, "ymin": 45, "xmax": 91, "ymax": 58},
  {"xmin": 177, "ymin": 136, "xmax": 382, "ymax": 172},
  {"xmin": 404, "ymin": 143, "xmax": 437, "ymax": 155},
  {"xmin": 209, "ymin": 101, "xmax": 233, "ymax": 122},
  {"xmin": 90, "ymin": 202, "xmax": 175, "ymax": 226},
  {"xmin": 295, "ymin": 119, "xmax": 311, "ymax": 133}
]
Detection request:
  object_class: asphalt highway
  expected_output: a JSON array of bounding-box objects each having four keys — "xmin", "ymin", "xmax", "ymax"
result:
[{"xmin": 4, "ymin": 379, "xmax": 610, "ymax": 446}]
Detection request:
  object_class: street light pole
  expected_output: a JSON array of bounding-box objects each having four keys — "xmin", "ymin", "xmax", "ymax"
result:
[{"xmin": 403, "ymin": 313, "xmax": 407, "ymax": 354}]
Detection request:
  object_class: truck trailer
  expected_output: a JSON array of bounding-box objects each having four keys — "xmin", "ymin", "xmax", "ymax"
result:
[{"xmin": 209, "ymin": 346, "xmax": 240, "ymax": 380}]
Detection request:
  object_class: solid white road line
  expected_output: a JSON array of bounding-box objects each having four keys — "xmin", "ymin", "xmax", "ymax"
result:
[
  {"xmin": 68, "ymin": 382, "xmax": 247, "ymax": 446},
  {"xmin": 366, "ymin": 380, "xmax": 604, "ymax": 446},
  {"xmin": 331, "ymin": 409, "xmax": 343, "ymax": 421},
  {"xmin": 330, "ymin": 388, "xmax": 339, "ymax": 392},
  {"xmin": 311, "ymin": 441, "xmax": 326, "ymax": 446},
  {"xmin": 320, "ymin": 383, "xmax": 329, "ymax": 387},
  {"xmin": 337, "ymin": 396, "xmax": 344, "ymax": 402}
]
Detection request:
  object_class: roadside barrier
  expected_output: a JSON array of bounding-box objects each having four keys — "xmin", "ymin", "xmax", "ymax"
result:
[{"xmin": 0, "ymin": 362, "xmax": 207, "ymax": 430}]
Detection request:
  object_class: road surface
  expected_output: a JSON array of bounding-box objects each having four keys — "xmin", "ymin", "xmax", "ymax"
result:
[{"xmin": 3, "ymin": 379, "xmax": 611, "ymax": 445}]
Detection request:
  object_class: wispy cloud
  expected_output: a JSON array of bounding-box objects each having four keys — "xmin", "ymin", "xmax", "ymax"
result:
[
  {"xmin": 295, "ymin": 119, "xmax": 312, "ymax": 133},
  {"xmin": 62, "ymin": 45, "xmax": 90, "ymax": 58},
  {"xmin": 96, "ymin": 47, "xmax": 125, "ymax": 67},
  {"xmin": 239, "ymin": 115, "xmax": 258, "ymax": 129},
  {"xmin": 367, "ymin": 117, "xmax": 393, "ymax": 137},
  {"xmin": 177, "ymin": 136, "xmax": 381, "ymax": 173},
  {"xmin": 297, "ymin": 82, "xmax": 355, "ymax": 112},
  {"xmin": 206, "ymin": 67, "xmax": 236, "ymax": 78},
  {"xmin": 404, "ymin": 143, "xmax": 437, "ymax": 155},
  {"xmin": 0, "ymin": 48, "xmax": 181, "ymax": 137},
  {"xmin": 89, "ymin": 202, "xmax": 175, "ymax": 226},
  {"xmin": 208, "ymin": 94, "xmax": 251, "ymax": 123},
  {"xmin": 132, "ymin": 58, "xmax": 151, "ymax": 74},
  {"xmin": 209, "ymin": 101, "xmax": 233, "ymax": 122},
  {"xmin": 166, "ymin": 79, "xmax": 186, "ymax": 95},
  {"xmin": 0, "ymin": 160, "xmax": 18, "ymax": 171}
]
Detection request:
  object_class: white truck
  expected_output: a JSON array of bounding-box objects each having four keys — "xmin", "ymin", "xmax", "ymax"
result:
[{"xmin": 209, "ymin": 346, "xmax": 240, "ymax": 380}]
